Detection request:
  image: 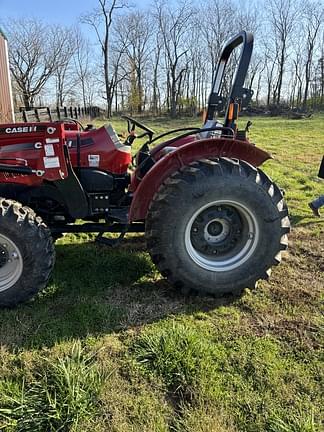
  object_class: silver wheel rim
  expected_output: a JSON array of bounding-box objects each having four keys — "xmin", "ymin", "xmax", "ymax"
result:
[
  {"xmin": 184, "ymin": 200, "xmax": 259, "ymax": 272},
  {"xmin": 0, "ymin": 234, "xmax": 23, "ymax": 292}
]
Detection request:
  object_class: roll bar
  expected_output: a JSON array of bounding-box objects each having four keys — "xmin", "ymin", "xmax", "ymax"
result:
[{"xmin": 205, "ymin": 31, "xmax": 254, "ymax": 127}]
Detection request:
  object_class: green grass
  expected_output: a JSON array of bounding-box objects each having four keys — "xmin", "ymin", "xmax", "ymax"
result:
[
  {"xmin": 0, "ymin": 115, "xmax": 323, "ymax": 431},
  {"xmin": 0, "ymin": 342, "xmax": 105, "ymax": 431}
]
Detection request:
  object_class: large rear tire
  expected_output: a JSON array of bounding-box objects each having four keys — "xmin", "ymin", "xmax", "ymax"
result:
[
  {"xmin": 146, "ymin": 158, "xmax": 290, "ymax": 296},
  {"xmin": 0, "ymin": 199, "xmax": 55, "ymax": 307}
]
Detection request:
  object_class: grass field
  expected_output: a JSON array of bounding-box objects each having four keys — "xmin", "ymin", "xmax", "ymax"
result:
[{"xmin": 0, "ymin": 115, "xmax": 323, "ymax": 432}]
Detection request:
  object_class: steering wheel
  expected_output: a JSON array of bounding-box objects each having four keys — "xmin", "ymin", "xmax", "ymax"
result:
[
  {"xmin": 121, "ymin": 115, "xmax": 155, "ymax": 141},
  {"xmin": 60, "ymin": 118, "xmax": 85, "ymax": 131}
]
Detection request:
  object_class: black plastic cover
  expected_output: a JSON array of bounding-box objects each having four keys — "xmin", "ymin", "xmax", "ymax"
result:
[{"xmin": 78, "ymin": 169, "xmax": 114, "ymax": 192}]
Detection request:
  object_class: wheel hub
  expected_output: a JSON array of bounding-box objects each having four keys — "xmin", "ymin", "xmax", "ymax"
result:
[
  {"xmin": 191, "ymin": 206, "xmax": 242, "ymax": 255},
  {"xmin": 185, "ymin": 200, "xmax": 259, "ymax": 272},
  {"xmin": 0, "ymin": 234, "xmax": 23, "ymax": 292},
  {"xmin": 204, "ymin": 218, "xmax": 230, "ymax": 243},
  {"xmin": 206, "ymin": 220, "xmax": 224, "ymax": 236}
]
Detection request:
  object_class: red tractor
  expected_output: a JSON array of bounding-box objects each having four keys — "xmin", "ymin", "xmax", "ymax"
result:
[{"xmin": 0, "ymin": 32, "xmax": 289, "ymax": 307}]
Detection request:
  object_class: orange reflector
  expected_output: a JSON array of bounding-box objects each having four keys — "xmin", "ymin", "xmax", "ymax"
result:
[{"xmin": 228, "ymin": 103, "xmax": 234, "ymax": 120}]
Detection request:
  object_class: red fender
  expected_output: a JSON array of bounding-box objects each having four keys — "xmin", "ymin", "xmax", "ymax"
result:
[{"xmin": 129, "ymin": 138, "xmax": 272, "ymax": 222}]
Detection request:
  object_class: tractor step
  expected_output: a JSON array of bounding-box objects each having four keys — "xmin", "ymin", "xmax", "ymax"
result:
[
  {"xmin": 95, "ymin": 231, "xmax": 126, "ymax": 247},
  {"xmin": 51, "ymin": 222, "xmax": 145, "ymax": 234}
]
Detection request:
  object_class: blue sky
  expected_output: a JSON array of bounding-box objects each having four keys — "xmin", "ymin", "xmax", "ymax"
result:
[{"xmin": 0, "ymin": 0, "xmax": 152, "ymax": 25}]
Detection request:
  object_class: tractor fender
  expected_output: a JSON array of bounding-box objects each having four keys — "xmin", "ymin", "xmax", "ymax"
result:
[{"xmin": 129, "ymin": 137, "xmax": 272, "ymax": 222}]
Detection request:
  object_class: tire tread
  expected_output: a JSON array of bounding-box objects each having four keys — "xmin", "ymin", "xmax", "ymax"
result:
[
  {"xmin": 0, "ymin": 198, "xmax": 55, "ymax": 307},
  {"xmin": 146, "ymin": 158, "xmax": 290, "ymax": 297}
]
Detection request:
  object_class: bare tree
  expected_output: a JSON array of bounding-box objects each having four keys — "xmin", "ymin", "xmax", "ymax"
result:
[
  {"xmin": 294, "ymin": 57, "xmax": 304, "ymax": 107},
  {"xmin": 109, "ymin": 44, "xmax": 130, "ymax": 113},
  {"xmin": 73, "ymin": 29, "xmax": 92, "ymax": 109},
  {"xmin": 301, "ymin": 1, "xmax": 323, "ymax": 109},
  {"xmin": 82, "ymin": 0, "xmax": 127, "ymax": 116},
  {"xmin": 320, "ymin": 32, "xmax": 324, "ymax": 106},
  {"xmin": 200, "ymin": 0, "xmax": 236, "ymax": 78},
  {"xmin": 186, "ymin": 26, "xmax": 208, "ymax": 114},
  {"xmin": 151, "ymin": 34, "xmax": 163, "ymax": 115},
  {"xmin": 54, "ymin": 27, "xmax": 77, "ymax": 106},
  {"xmin": 115, "ymin": 11, "xmax": 152, "ymax": 113},
  {"xmin": 3, "ymin": 0, "xmax": 323, "ymax": 115},
  {"xmin": 155, "ymin": 1, "xmax": 194, "ymax": 117},
  {"xmin": 4, "ymin": 18, "xmax": 66, "ymax": 108},
  {"xmin": 266, "ymin": 0, "xmax": 299, "ymax": 105}
]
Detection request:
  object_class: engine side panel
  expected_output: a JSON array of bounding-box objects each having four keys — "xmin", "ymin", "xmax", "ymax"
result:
[
  {"xmin": 129, "ymin": 137, "xmax": 272, "ymax": 222},
  {"xmin": 0, "ymin": 122, "xmax": 68, "ymax": 185}
]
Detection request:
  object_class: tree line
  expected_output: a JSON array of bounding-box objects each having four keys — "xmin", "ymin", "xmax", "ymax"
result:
[{"xmin": 2, "ymin": 0, "xmax": 324, "ymax": 118}]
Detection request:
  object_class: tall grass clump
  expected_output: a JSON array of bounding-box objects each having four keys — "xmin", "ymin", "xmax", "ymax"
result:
[
  {"xmin": 132, "ymin": 322, "xmax": 220, "ymax": 401},
  {"xmin": 0, "ymin": 342, "xmax": 105, "ymax": 431},
  {"xmin": 268, "ymin": 408, "xmax": 319, "ymax": 432},
  {"xmin": 132, "ymin": 322, "xmax": 323, "ymax": 431}
]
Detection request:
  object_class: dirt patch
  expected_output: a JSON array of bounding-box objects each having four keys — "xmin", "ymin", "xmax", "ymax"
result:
[{"xmin": 237, "ymin": 225, "xmax": 323, "ymax": 351}]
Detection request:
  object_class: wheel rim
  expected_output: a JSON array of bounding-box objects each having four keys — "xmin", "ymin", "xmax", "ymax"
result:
[
  {"xmin": 184, "ymin": 200, "xmax": 259, "ymax": 272},
  {"xmin": 0, "ymin": 234, "xmax": 23, "ymax": 292}
]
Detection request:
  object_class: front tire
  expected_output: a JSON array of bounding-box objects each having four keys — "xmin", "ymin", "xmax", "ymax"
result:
[
  {"xmin": 0, "ymin": 199, "xmax": 55, "ymax": 307},
  {"xmin": 146, "ymin": 158, "xmax": 290, "ymax": 296}
]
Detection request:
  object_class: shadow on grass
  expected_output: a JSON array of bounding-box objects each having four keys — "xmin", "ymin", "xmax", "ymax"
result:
[
  {"xmin": 290, "ymin": 214, "xmax": 307, "ymax": 225},
  {"xmin": 295, "ymin": 218, "xmax": 324, "ymax": 228},
  {"xmin": 285, "ymin": 213, "xmax": 324, "ymax": 227},
  {"xmin": 0, "ymin": 237, "xmax": 236, "ymax": 350}
]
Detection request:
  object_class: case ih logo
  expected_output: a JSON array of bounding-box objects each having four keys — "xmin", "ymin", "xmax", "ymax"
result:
[{"xmin": 4, "ymin": 126, "xmax": 38, "ymax": 133}]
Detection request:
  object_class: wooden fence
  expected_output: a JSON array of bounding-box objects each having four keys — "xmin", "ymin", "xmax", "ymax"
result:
[{"xmin": 14, "ymin": 106, "xmax": 102, "ymax": 123}]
